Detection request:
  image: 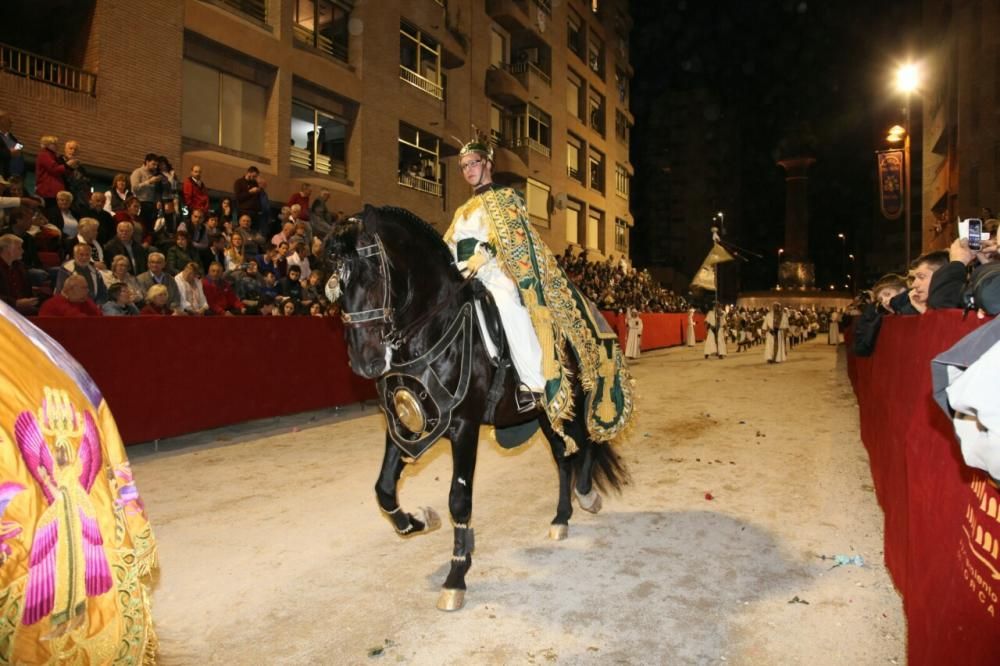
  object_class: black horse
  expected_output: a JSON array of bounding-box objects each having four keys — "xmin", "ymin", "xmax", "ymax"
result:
[{"xmin": 326, "ymin": 205, "xmax": 627, "ymax": 611}]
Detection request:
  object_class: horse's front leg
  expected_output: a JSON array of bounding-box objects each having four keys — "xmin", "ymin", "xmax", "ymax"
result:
[
  {"xmin": 437, "ymin": 419, "xmax": 479, "ymax": 611},
  {"xmin": 374, "ymin": 433, "xmax": 441, "ymax": 537},
  {"xmin": 538, "ymin": 417, "xmax": 574, "ymax": 540}
]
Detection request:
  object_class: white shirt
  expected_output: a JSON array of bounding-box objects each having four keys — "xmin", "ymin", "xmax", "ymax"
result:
[{"xmin": 176, "ymin": 276, "xmax": 208, "ymax": 313}]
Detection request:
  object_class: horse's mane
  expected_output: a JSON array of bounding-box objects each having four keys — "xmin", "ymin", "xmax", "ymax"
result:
[{"xmin": 375, "ymin": 206, "xmax": 455, "ymax": 270}]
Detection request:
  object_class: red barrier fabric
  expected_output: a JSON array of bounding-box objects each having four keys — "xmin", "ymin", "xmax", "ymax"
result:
[
  {"xmin": 600, "ymin": 311, "xmax": 706, "ymax": 350},
  {"xmin": 32, "ymin": 317, "xmax": 378, "ymax": 445},
  {"xmin": 847, "ymin": 311, "xmax": 1000, "ymax": 664}
]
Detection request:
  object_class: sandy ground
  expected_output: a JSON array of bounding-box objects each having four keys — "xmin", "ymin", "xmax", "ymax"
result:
[{"xmin": 130, "ymin": 337, "xmax": 905, "ymax": 665}]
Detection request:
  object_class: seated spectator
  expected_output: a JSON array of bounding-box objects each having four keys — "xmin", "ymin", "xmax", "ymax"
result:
[
  {"xmin": 202, "ymin": 261, "xmax": 244, "ymax": 315},
  {"xmin": 231, "ymin": 258, "xmax": 264, "ymax": 307},
  {"xmin": 140, "ymin": 284, "xmax": 172, "ymax": 315},
  {"xmin": 166, "ymin": 231, "xmax": 199, "ymax": 275},
  {"xmin": 102, "ymin": 254, "xmax": 144, "ymax": 303},
  {"xmin": 182, "ymin": 164, "xmax": 209, "ymax": 215},
  {"xmin": 85, "ymin": 191, "xmax": 117, "ymax": 245},
  {"xmin": 46, "ymin": 190, "xmax": 80, "ymax": 238},
  {"xmin": 257, "ymin": 294, "xmax": 277, "ymax": 317},
  {"xmin": 906, "ymin": 250, "xmax": 950, "ymax": 314},
  {"xmin": 290, "ymin": 220, "xmax": 311, "ymax": 249},
  {"xmin": 271, "ymin": 220, "xmax": 294, "ymax": 248},
  {"xmin": 153, "ymin": 198, "xmax": 180, "ymax": 249},
  {"xmin": 0, "ymin": 233, "xmax": 38, "ymax": 314},
  {"xmin": 288, "ymin": 182, "xmax": 312, "ymax": 220},
  {"xmin": 178, "ymin": 207, "xmax": 210, "ymax": 250},
  {"xmin": 234, "ymin": 213, "xmax": 264, "ymax": 257},
  {"xmin": 104, "ymin": 220, "xmax": 149, "ymax": 275},
  {"xmin": 309, "ymin": 302, "xmax": 323, "ymax": 317},
  {"xmin": 255, "ymin": 243, "xmax": 287, "ymax": 279},
  {"xmin": 286, "ymin": 241, "xmax": 311, "ymax": 281},
  {"xmin": 5, "ymin": 208, "xmax": 47, "ymax": 285},
  {"xmin": 281, "ymin": 299, "xmax": 299, "ymax": 316},
  {"xmin": 201, "ymin": 232, "xmax": 227, "ymax": 274},
  {"xmin": 137, "ymin": 252, "xmax": 181, "ymax": 313},
  {"xmin": 277, "ymin": 264, "xmax": 303, "ymax": 303},
  {"xmin": 260, "ymin": 270, "xmax": 279, "ymax": 302},
  {"xmin": 175, "ymin": 261, "xmax": 209, "ymax": 316},
  {"xmin": 55, "ymin": 243, "xmax": 107, "ymax": 304},
  {"xmin": 39, "ymin": 273, "xmax": 101, "ymax": 317},
  {"xmin": 114, "ymin": 196, "xmax": 143, "ymax": 225},
  {"xmin": 300, "ymin": 269, "xmax": 325, "ymax": 309},
  {"xmin": 309, "ymin": 188, "xmax": 333, "ymax": 237},
  {"xmin": 929, "ymin": 227, "xmax": 1000, "ymax": 310},
  {"xmin": 308, "ymin": 236, "xmax": 325, "ymax": 272},
  {"xmin": 219, "ymin": 196, "xmax": 236, "ymax": 226},
  {"xmin": 225, "ymin": 232, "xmax": 247, "ymax": 273},
  {"xmin": 63, "ymin": 217, "xmax": 106, "ymax": 267},
  {"xmin": 104, "ymin": 172, "xmax": 132, "ymax": 215},
  {"xmin": 101, "ymin": 282, "xmax": 140, "ymax": 316}
]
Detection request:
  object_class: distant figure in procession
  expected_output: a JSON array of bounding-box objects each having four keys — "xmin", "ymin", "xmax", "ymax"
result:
[
  {"xmin": 625, "ymin": 307, "xmax": 643, "ymax": 360},
  {"xmin": 764, "ymin": 303, "xmax": 789, "ymax": 363},
  {"xmin": 686, "ymin": 307, "xmax": 697, "ymax": 347},
  {"xmin": 828, "ymin": 310, "xmax": 841, "ymax": 345},
  {"xmin": 704, "ymin": 304, "xmax": 727, "ymax": 359}
]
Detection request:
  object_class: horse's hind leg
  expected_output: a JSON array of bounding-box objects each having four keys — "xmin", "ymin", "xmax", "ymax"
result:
[
  {"xmin": 374, "ymin": 434, "xmax": 441, "ymax": 537},
  {"xmin": 539, "ymin": 418, "xmax": 573, "ymax": 540},
  {"xmin": 560, "ymin": 419, "xmax": 603, "ymax": 514},
  {"xmin": 437, "ymin": 420, "xmax": 479, "ymax": 611}
]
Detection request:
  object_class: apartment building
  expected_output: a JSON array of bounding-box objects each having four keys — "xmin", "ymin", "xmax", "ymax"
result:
[{"xmin": 0, "ymin": 0, "xmax": 633, "ymax": 259}]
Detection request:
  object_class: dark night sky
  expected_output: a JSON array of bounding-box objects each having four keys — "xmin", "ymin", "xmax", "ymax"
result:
[{"xmin": 629, "ymin": 0, "xmax": 923, "ymax": 292}]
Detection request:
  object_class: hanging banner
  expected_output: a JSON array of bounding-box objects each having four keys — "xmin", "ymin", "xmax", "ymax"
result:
[
  {"xmin": 690, "ymin": 243, "xmax": 735, "ymax": 291},
  {"xmin": 878, "ymin": 149, "xmax": 904, "ymax": 220}
]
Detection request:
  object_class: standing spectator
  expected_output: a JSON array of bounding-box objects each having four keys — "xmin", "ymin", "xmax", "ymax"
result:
[
  {"xmin": 310, "ymin": 188, "xmax": 333, "ymax": 237},
  {"xmin": 0, "ymin": 234, "xmax": 38, "ymax": 314},
  {"xmin": 63, "ymin": 217, "xmax": 106, "ymax": 268},
  {"xmin": 104, "ymin": 173, "xmax": 132, "ymax": 214},
  {"xmin": 763, "ymin": 303, "xmax": 789, "ymax": 363},
  {"xmin": 35, "ymin": 135, "xmax": 73, "ymax": 210},
  {"xmin": 687, "ymin": 307, "xmax": 697, "ymax": 347},
  {"xmin": 219, "ymin": 196, "xmax": 236, "ymax": 226},
  {"xmin": 101, "ymin": 283, "xmax": 140, "ymax": 316},
  {"xmin": 137, "ymin": 252, "xmax": 181, "ymax": 313},
  {"xmin": 85, "ymin": 191, "xmax": 117, "ymax": 245},
  {"xmin": 140, "ymin": 284, "xmax": 172, "ymax": 315},
  {"xmin": 234, "ymin": 165, "xmax": 261, "ymax": 220},
  {"xmin": 130, "ymin": 153, "xmax": 162, "ymax": 225},
  {"xmin": 63, "ymin": 140, "xmax": 92, "ymax": 208},
  {"xmin": 625, "ymin": 308, "xmax": 643, "ymax": 360},
  {"xmin": 39, "ymin": 274, "xmax": 101, "ymax": 317},
  {"xmin": 46, "ymin": 191, "xmax": 81, "ymax": 239},
  {"xmin": 0, "ymin": 112, "xmax": 24, "ymax": 179},
  {"xmin": 287, "ymin": 182, "xmax": 312, "ymax": 221},
  {"xmin": 182, "ymin": 164, "xmax": 209, "ymax": 215},
  {"xmin": 104, "ymin": 220, "xmax": 149, "ymax": 275},
  {"xmin": 166, "ymin": 231, "xmax": 199, "ymax": 275},
  {"xmin": 202, "ymin": 261, "xmax": 244, "ymax": 315},
  {"xmin": 156, "ymin": 156, "xmax": 178, "ymax": 210},
  {"xmin": 257, "ymin": 177, "xmax": 272, "ymax": 236},
  {"xmin": 175, "ymin": 261, "xmax": 209, "ymax": 315},
  {"xmin": 907, "ymin": 250, "xmax": 950, "ymax": 314},
  {"xmin": 55, "ymin": 243, "xmax": 107, "ymax": 304}
]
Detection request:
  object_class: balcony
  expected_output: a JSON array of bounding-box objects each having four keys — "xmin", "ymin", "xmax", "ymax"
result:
[
  {"xmin": 398, "ymin": 172, "xmax": 443, "ymax": 197},
  {"xmin": 508, "ymin": 60, "xmax": 551, "ymax": 90},
  {"xmin": 293, "ymin": 25, "xmax": 348, "ymax": 63},
  {"xmin": 486, "ymin": 0, "xmax": 547, "ymax": 42},
  {"xmin": 511, "ymin": 136, "xmax": 551, "ymax": 159},
  {"xmin": 486, "ymin": 65, "xmax": 528, "ymax": 106},
  {"xmin": 203, "ymin": 0, "xmax": 268, "ymax": 25},
  {"xmin": 399, "ymin": 66, "xmax": 443, "ymax": 100},
  {"xmin": 0, "ymin": 42, "xmax": 97, "ymax": 96}
]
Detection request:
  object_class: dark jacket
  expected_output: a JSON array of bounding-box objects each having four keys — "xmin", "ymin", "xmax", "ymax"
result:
[
  {"xmin": 889, "ymin": 289, "xmax": 921, "ymax": 315},
  {"xmin": 234, "ymin": 177, "xmax": 261, "ymax": 214},
  {"xmin": 928, "ymin": 261, "xmax": 969, "ymax": 309},
  {"xmin": 103, "ymin": 238, "xmax": 149, "ymax": 275}
]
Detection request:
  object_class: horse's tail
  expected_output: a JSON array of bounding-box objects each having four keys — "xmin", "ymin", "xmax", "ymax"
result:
[{"xmin": 579, "ymin": 438, "xmax": 630, "ymax": 494}]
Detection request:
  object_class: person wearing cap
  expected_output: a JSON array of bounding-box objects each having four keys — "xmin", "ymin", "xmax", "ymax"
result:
[{"xmin": 443, "ymin": 131, "xmax": 634, "ymax": 443}]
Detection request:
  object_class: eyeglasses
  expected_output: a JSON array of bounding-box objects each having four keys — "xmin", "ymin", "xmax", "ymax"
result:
[{"xmin": 460, "ymin": 159, "xmax": 484, "ymax": 171}]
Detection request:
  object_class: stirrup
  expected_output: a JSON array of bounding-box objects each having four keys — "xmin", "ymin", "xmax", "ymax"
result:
[{"xmin": 515, "ymin": 386, "xmax": 542, "ymax": 413}]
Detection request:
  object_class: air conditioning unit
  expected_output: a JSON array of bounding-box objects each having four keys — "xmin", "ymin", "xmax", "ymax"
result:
[{"xmin": 553, "ymin": 192, "xmax": 568, "ymax": 210}]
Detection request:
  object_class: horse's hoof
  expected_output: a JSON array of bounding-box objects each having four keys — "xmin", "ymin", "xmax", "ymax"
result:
[
  {"xmin": 548, "ymin": 523, "xmax": 568, "ymax": 540},
  {"xmin": 437, "ymin": 588, "xmax": 465, "ymax": 611},
  {"xmin": 418, "ymin": 506, "xmax": 441, "ymax": 533},
  {"xmin": 575, "ymin": 488, "xmax": 603, "ymax": 514}
]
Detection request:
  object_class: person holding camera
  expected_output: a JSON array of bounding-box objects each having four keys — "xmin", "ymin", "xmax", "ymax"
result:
[{"xmin": 928, "ymin": 219, "xmax": 999, "ymax": 309}]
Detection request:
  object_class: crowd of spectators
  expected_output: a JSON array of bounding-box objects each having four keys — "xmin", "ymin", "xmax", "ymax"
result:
[
  {"xmin": 0, "ymin": 114, "xmax": 346, "ymax": 319},
  {"xmin": 557, "ymin": 248, "xmax": 690, "ymax": 313}
]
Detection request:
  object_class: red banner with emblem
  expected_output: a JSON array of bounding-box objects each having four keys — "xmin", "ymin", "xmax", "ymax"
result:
[{"xmin": 877, "ymin": 149, "xmax": 904, "ymax": 220}]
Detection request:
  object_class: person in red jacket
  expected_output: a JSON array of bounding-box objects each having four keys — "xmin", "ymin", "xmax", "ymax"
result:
[
  {"xmin": 38, "ymin": 273, "xmax": 101, "ymax": 317},
  {"xmin": 182, "ymin": 164, "xmax": 209, "ymax": 216},
  {"xmin": 35, "ymin": 135, "xmax": 76, "ymax": 210},
  {"xmin": 287, "ymin": 182, "xmax": 312, "ymax": 222},
  {"xmin": 202, "ymin": 261, "xmax": 245, "ymax": 316}
]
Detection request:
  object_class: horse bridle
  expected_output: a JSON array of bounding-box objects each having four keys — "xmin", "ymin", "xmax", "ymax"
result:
[{"xmin": 339, "ymin": 230, "xmax": 475, "ymax": 350}]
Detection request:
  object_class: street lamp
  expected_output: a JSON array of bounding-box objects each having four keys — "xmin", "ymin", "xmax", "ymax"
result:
[{"xmin": 895, "ymin": 62, "xmax": 921, "ymax": 267}]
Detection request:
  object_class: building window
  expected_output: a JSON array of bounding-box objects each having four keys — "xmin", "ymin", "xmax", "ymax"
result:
[
  {"xmin": 566, "ymin": 198, "xmax": 582, "ymax": 244},
  {"xmin": 615, "ymin": 163, "xmax": 630, "ymax": 200},
  {"xmin": 615, "ymin": 110, "xmax": 631, "ymax": 145},
  {"xmin": 490, "ymin": 104, "xmax": 506, "ymax": 145},
  {"xmin": 589, "ymin": 89, "xmax": 605, "ymax": 136},
  {"xmin": 589, "ymin": 148, "xmax": 605, "ymax": 193},
  {"xmin": 489, "ymin": 25, "xmax": 509, "ymax": 69},
  {"xmin": 293, "ymin": 0, "xmax": 351, "ymax": 62},
  {"xmin": 567, "ymin": 133, "xmax": 584, "ymax": 184},
  {"xmin": 614, "ymin": 10, "xmax": 629, "ymax": 59},
  {"xmin": 587, "ymin": 206, "xmax": 603, "ymax": 251},
  {"xmin": 526, "ymin": 179, "xmax": 550, "ymax": 228},
  {"xmin": 208, "ymin": 0, "xmax": 268, "ymax": 25},
  {"xmin": 568, "ymin": 9, "xmax": 585, "ymax": 61},
  {"xmin": 588, "ymin": 33, "xmax": 604, "ymax": 78},
  {"xmin": 567, "ymin": 69, "xmax": 584, "ymax": 120},
  {"xmin": 511, "ymin": 104, "xmax": 551, "ymax": 157},
  {"xmin": 290, "ymin": 101, "xmax": 348, "ymax": 179},
  {"xmin": 400, "ymin": 22, "xmax": 442, "ymax": 99},
  {"xmin": 615, "ymin": 218, "xmax": 627, "ymax": 252},
  {"xmin": 615, "ymin": 67, "xmax": 629, "ymax": 106},
  {"xmin": 398, "ymin": 124, "xmax": 442, "ymax": 197},
  {"xmin": 182, "ymin": 58, "xmax": 266, "ymax": 157}
]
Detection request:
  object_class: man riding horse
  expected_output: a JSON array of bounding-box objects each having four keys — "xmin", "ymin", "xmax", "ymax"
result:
[{"xmin": 445, "ymin": 131, "xmax": 635, "ymax": 452}]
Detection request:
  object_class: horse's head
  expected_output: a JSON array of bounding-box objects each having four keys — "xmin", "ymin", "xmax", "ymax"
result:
[{"xmin": 324, "ymin": 206, "xmax": 395, "ymax": 378}]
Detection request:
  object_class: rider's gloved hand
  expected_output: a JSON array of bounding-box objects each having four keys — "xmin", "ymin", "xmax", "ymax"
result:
[{"xmin": 465, "ymin": 252, "xmax": 487, "ymax": 275}]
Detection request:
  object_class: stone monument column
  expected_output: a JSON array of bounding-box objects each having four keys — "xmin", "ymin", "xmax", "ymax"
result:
[{"xmin": 777, "ymin": 156, "xmax": 816, "ymax": 289}]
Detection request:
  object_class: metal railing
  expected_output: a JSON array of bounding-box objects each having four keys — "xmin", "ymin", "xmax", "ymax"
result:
[
  {"xmin": 0, "ymin": 42, "xmax": 97, "ymax": 96},
  {"xmin": 533, "ymin": 0, "xmax": 552, "ymax": 14},
  {"xmin": 508, "ymin": 60, "xmax": 551, "ymax": 87},
  {"xmin": 398, "ymin": 172, "xmax": 443, "ymax": 197},
  {"xmin": 211, "ymin": 0, "xmax": 267, "ymax": 24},
  {"xmin": 293, "ymin": 24, "xmax": 348, "ymax": 62},
  {"xmin": 399, "ymin": 66, "xmax": 443, "ymax": 99},
  {"xmin": 512, "ymin": 136, "xmax": 551, "ymax": 158}
]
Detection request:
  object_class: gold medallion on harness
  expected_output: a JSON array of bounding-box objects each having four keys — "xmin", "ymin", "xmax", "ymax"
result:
[{"xmin": 393, "ymin": 388, "xmax": 426, "ymax": 434}]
